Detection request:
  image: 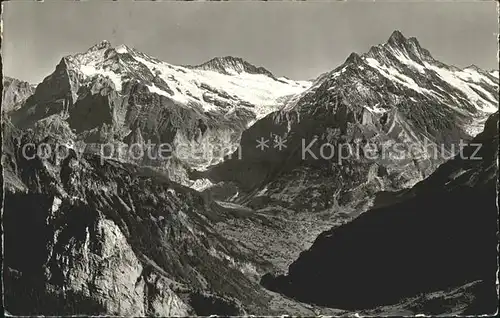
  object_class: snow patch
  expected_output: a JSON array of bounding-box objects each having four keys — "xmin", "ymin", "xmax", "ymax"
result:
[
  {"xmin": 464, "ymin": 116, "xmax": 490, "ymax": 137},
  {"xmin": 455, "ymin": 68, "xmax": 497, "ymax": 87},
  {"xmin": 365, "ymin": 103, "xmax": 388, "ymax": 114},
  {"xmin": 391, "ymin": 49, "xmax": 426, "ymax": 73},
  {"xmin": 132, "ymin": 54, "xmax": 311, "ymax": 116},
  {"xmin": 424, "ymin": 62, "xmax": 498, "ymax": 113},
  {"xmin": 190, "ymin": 178, "xmax": 214, "ymax": 192},
  {"xmin": 365, "ymin": 58, "xmax": 434, "ymax": 95},
  {"xmin": 80, "ymin": 64, "xmax": 123, "ymax": 91},
  {"xmin": 52, "ymin": 197, "xmax": 62, "ymax": 213},
  {"xmin": 255, "ymin": 186, "xmax": 269, "ymax": 196},
  {"xmin": 115, "ymin": 45, "xmax": 128, "ymax": 54},
  {"xmin": 147, "ymin": 83, "xmax": 171, "ymax": 97}
]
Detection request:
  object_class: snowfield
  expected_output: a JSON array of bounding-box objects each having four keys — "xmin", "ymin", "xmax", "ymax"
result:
[
  {"xmin": 424, "ymin": 62, "xmax": 498, "ymax": 113},
  {"xmin": 70, "ymin": 42, "xmax": 312, "ymax": 120},
  {"xmin": 131, "ymin": 52, "xmax": 311, "ymax": 116}
]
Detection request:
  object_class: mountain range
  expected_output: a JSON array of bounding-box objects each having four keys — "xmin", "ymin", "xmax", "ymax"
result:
[
  {"xmin": 7, "ymin": 40, "xmax": 310, "ymax": 186},
  {"xmin": 1, "ymin": 30, "xmax": 498, "ymax": 316},
  {"xmin": 262, "ymin": 111, "xmax": 498, "ymax": 312},
  {"xmin": 202, "ymin": 30, "xmax": 498, "ymax": 211}
]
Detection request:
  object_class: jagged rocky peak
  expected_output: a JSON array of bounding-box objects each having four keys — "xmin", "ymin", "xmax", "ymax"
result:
[
  {"xmin": 42, "ymin": 39, "xmax": 121, "ymax": 97},
  {"xmin": 192, "ymin": 56, "xmax": 276, "ymax": 78},
  {"xmin": 63, "ymin": 40, "xmax": 121, "ymax": 68},
  {"xmin": 88, "ymin": 39, "xmax": 112, "ymax": 51},
  {"xmin": 385, "ymin": 30, "xmax": 422, "ymax": 52},
  {"xmin": 344, "ymin": 52, "xmax": 363, "ymax": 65},
  {"xmin": 386, "ymin": 30, "xmax": 407, "ymax": 46},
  {"xmin": 366, "ymin": 30, "xmax": 433, "ymax": 62}
]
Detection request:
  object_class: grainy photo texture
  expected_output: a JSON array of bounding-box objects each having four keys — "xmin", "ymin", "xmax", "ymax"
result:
[{"xmin": 1, "ymin": 1, "xmax": 499, "ymax": 316}]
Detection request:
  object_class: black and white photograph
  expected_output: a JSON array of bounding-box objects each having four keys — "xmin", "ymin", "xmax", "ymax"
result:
[{"xmin": 1, "ymin": 0, "xmax": 498, "ymax": 316}]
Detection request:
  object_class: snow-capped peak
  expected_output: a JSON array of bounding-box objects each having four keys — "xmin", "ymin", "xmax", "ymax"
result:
[
  {"xmin": 344, "ymin": 52, "xmax": 364, "ymax": 65},
  {"xmin": 366, "ymin": 30, "xmax": 433, "ymax": 66},
  {"xmin": 286, "ymin": 30, "xmax": 498, "ymax": 116},
  {"xmin": 65, "ymin": 40, "xmax": 115, "ymax": 68},
  {"xmin": 385, "ymin": 31, "xmax": 423, "ymax": 53},
  {"xmin": 57, "ymin": 41, "xmax": 311, "ymax": 118},
  {"xmin": 190, "ymin": 56, "xmax": 276, "ymax": 78}
]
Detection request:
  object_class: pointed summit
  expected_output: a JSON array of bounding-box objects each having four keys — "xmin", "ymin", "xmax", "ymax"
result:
[
  {"xmin": 64, "ymin": 41, "xmax": 114, "ymax": 65},
  {"xmin": 465, "ymin": 64, "xmax": 482, "ymax": 71},
  {"xmin": 370, "ymin": 30, "xmax": 434, "ymax": 62},
  {"xmin": 386, "ymin": 30, "xmax": 411, "ymax": 50},
  {"xmin": 387, "ymin": 30, "xmax": 407, "ymax": 44},
  {"xmin": 345, "ymin": 52, "xmax": 363, "ymax": 65}
]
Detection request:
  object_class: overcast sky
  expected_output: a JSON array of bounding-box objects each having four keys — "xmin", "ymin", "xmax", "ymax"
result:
[{"xmin": 2, "ymin": 1, "xmax": 498, "ymax": 84}]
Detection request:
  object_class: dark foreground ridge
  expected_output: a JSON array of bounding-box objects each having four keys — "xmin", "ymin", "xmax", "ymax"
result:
[{"xmin": 261, "ymin": 112, "xmax": 499, "ymax": 314}]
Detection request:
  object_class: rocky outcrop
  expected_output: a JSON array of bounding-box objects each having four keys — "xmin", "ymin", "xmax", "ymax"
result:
[
  {"xmin": 4, "ymin": 194, "xmax": 190, "ymax": 316},
  {"xmin": 2, "ymin": 76, "xmax": 34, "ymax": 112},
  {"xmin": 261, "ymin": 112, "xmax": 498, "ymax": 314},
  {"xmin": 2, "ymin": 129, "xmax": 274, "ymax": 315}
]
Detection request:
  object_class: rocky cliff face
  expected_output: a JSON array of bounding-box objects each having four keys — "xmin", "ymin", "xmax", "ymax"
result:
[
  {"xmin": 203, "ymin": 31, "xmax": 498, "ymax": 212},
  {"xmin": 261, "ymin": 112, "xmax": 498, "ymax": 314},
  {"xmin": 2, "ymin": 119, "xmax": 343, "ymax": 316},
  {"xmin": 2, "ymin": 76, "xmax": 35, "ymax": 113},
  {"xmin": 2, "ymin": 126, "xmax": 277, "ymax": 316}
]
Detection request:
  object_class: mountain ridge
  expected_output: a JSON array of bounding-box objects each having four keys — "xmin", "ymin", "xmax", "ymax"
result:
[
  {"xmin": 201, "ymin": 30, "xmax": 498, "ymax": 213},
  {"xmin": 6, "ymin": 39, "xmax": 311, "ymax": 187},
  {"xmin": 2, "ymin": 30, "xmax": 498, "ymax": 316},
  {"xmin": 261, "ymin": 111, "xmax": 498, "ymax": 313}
]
